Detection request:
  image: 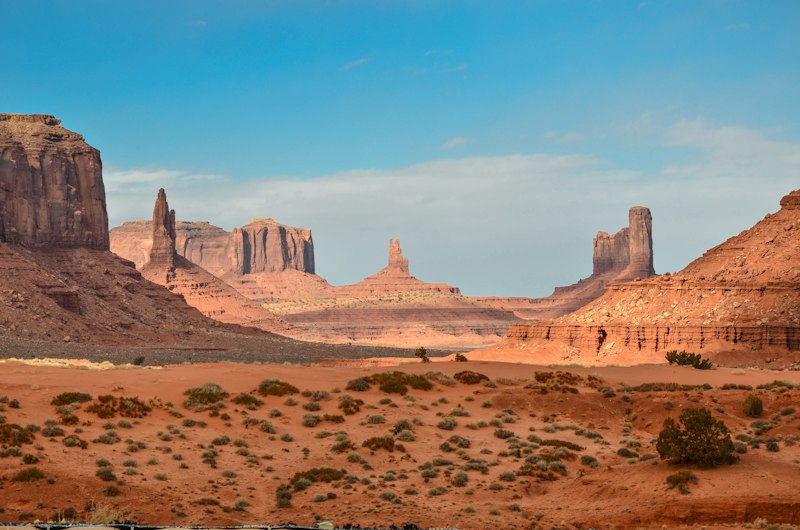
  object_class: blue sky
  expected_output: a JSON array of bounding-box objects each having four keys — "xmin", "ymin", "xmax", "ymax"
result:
[{"xmin": 3, "ymin": 1, "xmax": 800, "ymax": 295}]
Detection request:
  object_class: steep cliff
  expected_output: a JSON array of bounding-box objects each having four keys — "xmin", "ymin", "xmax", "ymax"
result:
[
  {"xmin": 0, "ymin": 114, "xmax": 108, "ymax": 250},
  {"xmin": 111, "ymin": 217, "xmax": 315, "ymax": 275},
  {"xmin": 497, "ymin": 190, "xmax": 800, "ymax": 366}
]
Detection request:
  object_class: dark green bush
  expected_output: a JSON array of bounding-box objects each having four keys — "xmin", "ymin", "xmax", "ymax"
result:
[
  {"xmin": 366, "ymin": 372, "xmax": 432, "ymax": 395},
  {"xmin": 290, "ymin": 467, "xmax": 345, "ymax": 485},
  {"xmin": 454, "ymin": 353, "xmax": 468, "ymax": 362},
  {"xmin": 51, "ymin": 393, "xmax": 92, "ymax": 406},
  {"xmin": 665, "ymin": 350, "xmax": 713, "ymax": 370},
  {"xmin": 258, "ymin": 379, "xmax": 299, "ymax": 397},
  {"xmin": 12, "ymin": 467, "xmax": 44, "ymax": 482},
  {"xmin": 742, "ymin": 395, "xmax": 763, "ymax": 418},
  {"xmin": 454, "ymin": 371, "xmax": 489, "ymax": 385},
  {"xmin": 656, "ymin": 408, "xmax": 737, "ymax": 467}
]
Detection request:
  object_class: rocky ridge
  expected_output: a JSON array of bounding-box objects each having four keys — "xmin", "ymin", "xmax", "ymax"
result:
[{"xmin": 496, "ymin": 189, "xmax": 800, "ymax": 366}]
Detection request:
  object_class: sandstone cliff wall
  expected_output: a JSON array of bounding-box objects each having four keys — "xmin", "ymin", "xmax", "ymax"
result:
[{"xmin": 0, "ymin": 114, "xmax": 108, "ymax": 250}]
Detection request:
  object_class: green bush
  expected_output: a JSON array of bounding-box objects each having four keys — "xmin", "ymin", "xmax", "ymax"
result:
[
  {"xmin": 742, "ymin": 395, "xmax": 763, "ymax": 418},
  {"xmin": 665, "ymin": 350, "xmax": 713, "ymax": 370},
  {"xmin": 257, "ymin": 379, "xmax": 299, "ymax": 397},
  {"xmin": 12, "ymin": 467, "xmax": 44, "ymax": 482},
  {"xmin": 0, "ymin": 424, "xmax": 34, "ymax": 445},
  {"xmin": 656, "ymin": 407, "xmax": 737, "ymax": 467},
  {"xmin": 290, "ymin": 467, "xmax": 345, "ymax": 485},
  {"xmin": 454, "ymin": 371, "xmax": 489, "ymax": 385},
  {"xmin": 415, "ymin": 346, "xmax": 430, "ymax": 363},
  {"xmin": 51, "ymin": 392, "xmax": 92, "ymax": 406},
  {"xmin": 367, "ymin": 372, "xmax": 432, "ymax": 395},
  {"xmin": 454, "ymin": 353, "xmax": 468, "ymax": 362}
]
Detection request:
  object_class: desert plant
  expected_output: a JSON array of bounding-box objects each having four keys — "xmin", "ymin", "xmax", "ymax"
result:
[
  {"xmin": 415, "ymin": 346, "xmax": 430, "ymax": 363},
  {"xmin": 656, "ymin": 408, "xmax": 737, "ymax": 467},
  {"xmin": 258, "ymin": 379, "xmax": 299, "ymax": 397},
  {"xmin": 454, "ymin": 371, "xmax": 489, "ymax": 385},
  {"xmin": 665, "ymin": 350, "xmax": 713, "ymax": 370},
  {"xmin": 51, "ymin": 393, "xmax": 92, "ymax": 406},
  {"xmin": 183, "ymin": 383, "xmax": 228, "ymax": 412},
  {"xmin": 454, "ymin": 353, "xmax": 468, "ymax": 362},
  {"xmin": 665, "ymin": 470, "xmax": 697, "ymax": 494},
  {"xmin": 12, "ymin": 467, "xmax": 44, "ymax": 482},
  {"xmin": 743, "ymin": 395, "xmax": 763, "ymax": 418}
]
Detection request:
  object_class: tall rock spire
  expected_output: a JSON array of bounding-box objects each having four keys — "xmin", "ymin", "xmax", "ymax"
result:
[
  {"xmin": 387, "ymin": 238, "xmax": 409, "ymax": 274},
  {"xmin": 149, "ymin": 188, "xmax": 176, "ymax": 271}
]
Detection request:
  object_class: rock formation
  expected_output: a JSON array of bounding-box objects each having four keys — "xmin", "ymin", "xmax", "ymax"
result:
[
  {"xmin": 477, "ymin": 206, "xmax": 657, "ymax": 320},
  {"xmin": 140, "ymin": 189, "xmax": 288, "ymax": 333},
  {"xmin": 111, "ymin": 218, "xmax": 314, "ymax": 276},
  {"xmin": 494, "ymin": 189, "xmax": 800, "ymax": 366},
  {"xmin": 387, "ymin": 238, "xmax": 409, "ymax": 273},
  {"xmin": 0, "ymin": 113, "xmax": 108, "ymax": 249}
]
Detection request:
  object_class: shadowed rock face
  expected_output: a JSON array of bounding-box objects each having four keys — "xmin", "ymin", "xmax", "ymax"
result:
[
  {"xmin": 592, "ymin": 206, "xmax": 654, "ymax": 279},
  {"xmin": 0, "ymin": 114, "xmax": 109, "ymax": 250}
]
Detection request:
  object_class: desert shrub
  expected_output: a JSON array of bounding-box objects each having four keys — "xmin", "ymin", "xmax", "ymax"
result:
[
  {"xmin": 580, "ymin": 455, "xmax": 598, "ymax": 468},
  {"xmin": 331, "ymin": 439, "xmax": 357, "ymax": 453},
  {"xmin": 21, "ymin": 454, "xmax": 37, "ymax": 465},
  {"xmin": 396, "ymin": 430, "xmax": 416, "ymax": 442},
  {"xmin": 338, "ymin": 395, "xmax": 364, "ymax": 415},
  {"xmin": 617, "ymin": 447, "xmax": 638, "ymax": 458},
  {"xmin": 498, "ymin": 471, "xmax": 516, "ymax": 482},
  {"xmin": 183, "ymin": 383, "xmax": 228, "ymax": 411},
  {"xmin": 415, "ymin": 346, "xmax": 430, "ymax": 363},
  {"xmin": 437, "ymin": 417, "xmax": 458, "ymax": 431},
  {"xmin": 291, "ymin": 467, "xmax": 345, "ymax": 485},
  {"xmin": 656, "ymin": 408, "xmax": 737, "ymax": 467},
  {"xmin": 452, "ymin": 470, "xmax": 468, "ymax": 486},
  {"xmin": 666, "ymin": 470, "xmax": 697, "ymax": 494},
  {"xmin": 104, "ymin": 486, "xmax": 121, "ymax": 497},
  {"xmin": 276, "ymin": 484, "xmax": 292, "ymax": 508},
  {"xmin": 392, "ymin": 419, "xmax": 413, "ymax": 433},
  {"xmin": 51, "ymin": 392, "xmax": 92, "ymax": 406},
  {"xmin": 541, "ymin": 439, "xmax": 584, "ymax": 451},
  {"xmin": 63, "ymin": 435, "xmax": 88, "ymax": 449},
  {"xmin": 367, "ymin": 372, "xmax": 432, "ymax": 395},
  {"xmin": 363, "ymin": 436, "xmax": 402, "ymax": 452},
  {"xmin": 12, "ymin": 467, "xmax": 44, "ymax": 482},
  {"xmin": 766, "ymin": 441, "xmax": 780, "ymax": 452},
  {"xmin": 366, "ymin": 414, "xmax": 386, "ymax": 425},
  {"xmin": 454, "ymin": 353, "xmax": 468, "ymax": 362},
  {"xmin": 87, "ymin": 395, "xmax": 151, "ymax": 418},
  {"xmin": 95, "ymin": 467, "xmax": 117, "ymax": 482},
  {"xmin": 0, "ymin": 424, "xmax": 34, "ymax": 445},
  {"xmin": 425, "ymin": 371, "xmax": 456, "ymax": 387},
  {"xmin": 454, "ymin": 371, "xmax": 489, "ymax": 385},
  {"xmin": 303, "ymin": 401, "xmax": 321, "ymax": 412},
  {"xmin": 448, "ymin": 435, "xmax": 471, "ymax": 448},
  {"xmin": 345, "ymin": 378, "xmax": 371, "ymax": 392},
  {"xmin": 743, "ymin": 395, "xmax": 763, "ymax": 418},
  {"xmin": 494, "ymin": 429, "xmax": 515, "ymax": 440},
  {"xmin": 429, "ymin": 486, "xmax": 448, "ymax": 496},
  {"xmin": 232, "ymin": 393, "xmax": 264, "ymax": 409},
  {"xmin": 302, "ymin": 415, "xmax": 321, "ymax": 428},
  {"xmin": 665, "ymin": 350, "xmax": 713, "ymax": 370},
  {"xmin": 322, "ymin": 414, "xmax": 345, "ymax": 424},
  {"xmin": 258, "ymin": 379, "xmax": 299, "ymax": 397}
]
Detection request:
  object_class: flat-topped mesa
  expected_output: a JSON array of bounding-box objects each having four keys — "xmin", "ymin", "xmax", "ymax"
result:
[
  {"xmin": 229, "ymin": 218, "xmax": 315, "ymax": 275},
  {"xmin": 0, "ymin": 113, "xmax": 109, "ymax": 250},
  {"xmin": 387, "ymin": 238, "xmax": 410, "ymax": 274},
  {"xmin": 148, "ymin": 188, "xmax": 176, "ymax": 271}
]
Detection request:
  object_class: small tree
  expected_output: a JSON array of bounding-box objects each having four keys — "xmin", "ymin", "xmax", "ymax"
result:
[
  {"xmin": 656, "ymin": 407, "xmax": 737, "ymax": 467},
  {"xmin": 415, "ymin": 347, "xmax": 430, "ymax": 363}
]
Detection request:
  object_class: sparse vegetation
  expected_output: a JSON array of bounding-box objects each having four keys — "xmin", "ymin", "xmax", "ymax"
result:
[
  {"xmin": 454, "ymin": 371, "xmax": 489, "ymax": 385},
  {"xmin": 665, "ymin": 350, "xmax": 713, "ymax": 370},
  {"xmin": 666, "ymin": 470, "xmax": 698, "ymax": 494},
  {"xmin": 657, "ymin": 407, "xmax": 737, "ymax": 467},
  {"xmin": 258, "ymin": 379, "xmax": 299, "ymax": 397},
  {"xmin": 743, "ymin": 395, "xmax": 763, "ymax": 418}
]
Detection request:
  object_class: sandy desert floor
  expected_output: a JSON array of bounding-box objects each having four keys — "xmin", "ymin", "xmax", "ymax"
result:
[{"xmin": 1, "ymin": 358, "xmax": 799, "ymax": 529}]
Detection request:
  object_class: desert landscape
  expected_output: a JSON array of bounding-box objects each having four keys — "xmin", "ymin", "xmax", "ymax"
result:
[{"xmin": 3, "ymin": 2, "xmax": 800, "ymax": 529}]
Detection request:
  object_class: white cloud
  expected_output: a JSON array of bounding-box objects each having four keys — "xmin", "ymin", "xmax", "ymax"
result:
[
  {"xmin": 339, "ymin": 57, "xmax": 370, "ymax": 72},
  {"xmin": 104, "ymin": 120, "xmax": 800, "ymax": 297},
  {"xmin": 440, "ymin": 136, "xmax": 471, "ymax": 150}
]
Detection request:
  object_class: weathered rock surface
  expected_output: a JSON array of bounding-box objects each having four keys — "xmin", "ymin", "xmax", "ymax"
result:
[
  {"xmin": 493, "ymin": 190, "xmax": 800, "ymax": 365},
  {"xmin": 140, "ymin": 190, "xmax": 288, "ymax": 333},
  {"xmin": 0, "ymin": 114, "xmax": 108, "ymax": 250},
  {"xmin": 477, "ymin": 206, "xmax": 657, "ymax": 320},
  {"xmin": 111, "ymin": 218, "xmax": 314, "ymax": 276}
]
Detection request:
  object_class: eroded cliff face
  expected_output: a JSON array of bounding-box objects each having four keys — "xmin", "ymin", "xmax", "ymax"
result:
[
  {"xmin": 0, "ymin": 114, "xmax": 108, "ymax": 250},
  {"xmin": 111, "ymin": 218, "xmax": 315, "ymax": 276},
  {"xmin": 499, "ymin": 190, "xmax": 800, "ymax": 365}
]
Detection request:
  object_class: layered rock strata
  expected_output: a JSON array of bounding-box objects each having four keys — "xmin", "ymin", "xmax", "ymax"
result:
[
  {"xmin": 111, "ymin": 218, "xmax": 314, "ymax": 276},
  {"xmin": 497, "ymin": 190, "xmax": 800, "ymax": 365},
  {"xmin": 0, "ymin": 113, "xmax": 108, "ymax": 249},
  {"xmin": 140, "ymin": 190, "xmax": 288, "ymax": 333}
]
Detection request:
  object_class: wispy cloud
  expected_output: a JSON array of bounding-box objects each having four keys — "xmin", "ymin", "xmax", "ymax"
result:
[
  {"xmin": 105, "ymin": 120, "xmax": 799, "ymax": 296},
  {"xmin": 339, "ymin": 57, "xmax": 370, "ymax": 72},
  {"xmin": 440, "ymin": 136, "xmax": 471, "ymax": 150}
]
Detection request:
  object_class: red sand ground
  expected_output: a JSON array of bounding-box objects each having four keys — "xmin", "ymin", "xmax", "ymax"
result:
[{"xmin": 1, "ymin": 359, "xmax": 800, "ymax": 529}]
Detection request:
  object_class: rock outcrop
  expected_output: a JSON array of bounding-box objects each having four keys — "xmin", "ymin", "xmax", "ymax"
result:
[
  {"xmin": 494, "ymin": 190, "xmax": 800, "ymax": 366},
  {"xmin": 477, "ymin": 206, "xmax": 657, "ymax": 320},
  {"xmin": 111, "ymin": 218, "xmax": 314, "ymax": 276},
  {"xmin": 140, "ymin": 189, "xmax": 288, "ymax": 333},
  {"xmin": 0, "ymin": 113, "xmax": 108, "ymax": 250}
]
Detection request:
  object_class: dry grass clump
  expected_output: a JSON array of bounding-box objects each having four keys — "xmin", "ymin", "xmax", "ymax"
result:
[
  {"xmin": 232, "ymin": 393, "xmax": 264, "ymax": 409},
  {"xmin": 338, "ymin": 395, "xmax": 363, "ymax": 415},
  {"xmin": 290, "ymin": 467, "xmax": 345, "ymax": 485},
  {"xmin": 0, "ymin": 423, "xmax": 35, "ymax": 445},
  {"xmin": 666, "ymin": 470, "xmax": 698, "ymax": 494},
  {"xmin": 363, "ymin": 436, "xmax": 404, "ymax": 452},
  {"xmin": 366, "ymin": 372, "xmax": 433, "ymax": 395},
  {"xmin": 12, "ymin": 467, "xmax": 44, "ymax": 482}
]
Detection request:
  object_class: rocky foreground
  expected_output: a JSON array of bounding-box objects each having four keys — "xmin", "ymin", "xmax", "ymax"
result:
[{"xmin": 1, "ymin": 360, "xmax": 799, "ymax": 529}]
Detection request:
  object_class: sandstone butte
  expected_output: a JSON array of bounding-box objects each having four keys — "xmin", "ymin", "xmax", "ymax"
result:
[
  {"xmin": 478, "ymin": 189, "xmax": 800, "ymax": 367},
  {"xmin": 110, "ymin": 206, "xmax": 658, "ymax": 348},
  {"xmin": 0, "ymin": 113, "xmax": 390, "ymax": 359},
  {"xmin": 140, "ymin": 188, "xmax": 289, "ymax": 333}
]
